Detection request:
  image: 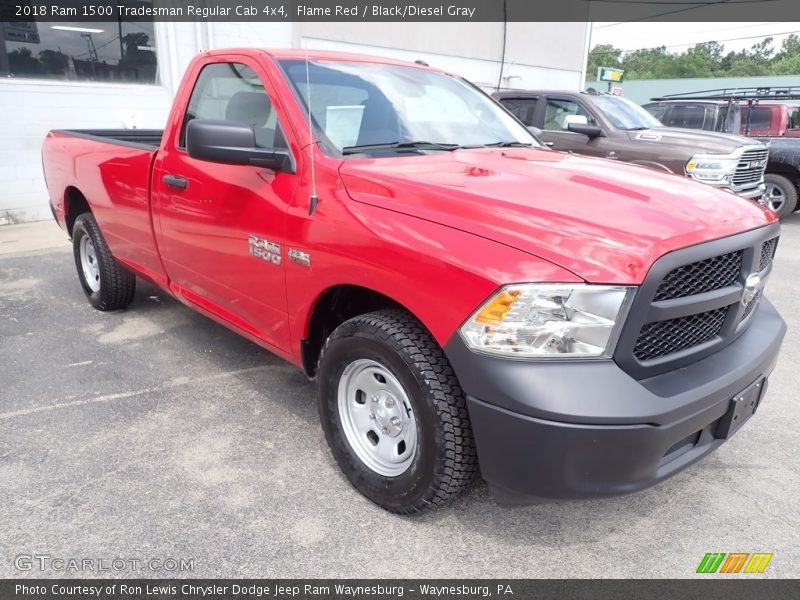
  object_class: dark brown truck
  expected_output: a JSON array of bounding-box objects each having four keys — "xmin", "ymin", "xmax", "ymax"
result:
[{"xmin": 493, "ymin": 89, "xmax": 768, "ymax": 201}]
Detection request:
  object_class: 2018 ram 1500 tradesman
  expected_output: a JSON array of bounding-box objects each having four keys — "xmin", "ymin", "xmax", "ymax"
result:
[{"xmin": 42, "ymin": 49, "xmax": 786, "ymax": 513}]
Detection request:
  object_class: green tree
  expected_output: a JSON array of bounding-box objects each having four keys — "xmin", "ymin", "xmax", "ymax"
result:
[
  {"xmin": 771, "ymin": 34, "xmax": 800, "ymax": 75},
  {"xmin": 38, "ymin": 49, "xmax": 68, "ymax": 75},
  {"xmin": 585, "ymin": 35, "xmax": 800, "ymax": 80},
  {"xmin": 8, "ymin": 47, "xmax": 41, "ymax": 75},
  {"xmin": 587, "ymin": 44, "xmax": 622, "ymax": 80}
]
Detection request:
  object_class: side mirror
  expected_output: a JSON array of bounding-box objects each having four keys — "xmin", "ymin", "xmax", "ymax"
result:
[
  {"xmin": 186, "ymin": 119, "xmax": 294, "ymax": 173},
  {"xmin": 566, "ymin": 122, "xmax": 604, "ymax": 138},
  {"xmin": 562, "ymin": 114, "xmax": 589, "ymax": 128}
]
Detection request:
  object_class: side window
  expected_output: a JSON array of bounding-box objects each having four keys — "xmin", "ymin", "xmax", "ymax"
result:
[
  {"xmin": 180, "ymin": 62, "xmax": 287, "ymax": 150},
  {"xmin": 789, "ymin": 108, "xmax": 800, "ymax": 130},
  {"xmin": 500, "ymin": 98, "xmax": 538, "ymax": 126},
  {"xmin": 543, "ymin": 99, "xmax": 594, "ymax": 131},
  {"xmin": 739, "ymin": 107, "xmax": 772, "ymax": 130},
  {"xmin": 644, "ymin": 104, "xmax": 667, "ymax": 123},
  {"xmin": 665, "ymin": 105, "xmax": 707, "ymax": 129}
]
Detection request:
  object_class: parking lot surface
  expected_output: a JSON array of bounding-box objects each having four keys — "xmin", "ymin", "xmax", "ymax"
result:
[{"xmin": 1, "ymin": 218, "xmax": 798, "ymax": 578}]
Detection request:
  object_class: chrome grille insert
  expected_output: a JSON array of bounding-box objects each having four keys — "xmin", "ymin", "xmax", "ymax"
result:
[{"xmin": 732, "ymin": 148, "xmax": 768, "ymax": 186}]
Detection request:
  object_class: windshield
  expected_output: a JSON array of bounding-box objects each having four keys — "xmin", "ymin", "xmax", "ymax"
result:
[
  {"xmin": 279, "ymin": 59, "xmax": 539, "ymax": 155},
  {"xmin": 588, "ymin": 95, "xmax": 664, "ymax": 131}
]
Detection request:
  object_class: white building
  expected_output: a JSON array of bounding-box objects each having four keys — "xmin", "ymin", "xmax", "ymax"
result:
[{"xmin": 0, "ymin": 21, "xmax": 590, "ymax": 223}]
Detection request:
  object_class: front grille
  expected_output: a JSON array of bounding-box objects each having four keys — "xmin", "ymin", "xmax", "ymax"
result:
[
  {"xmin": 741, "ymin": 290, "xmax": 761, "ymax": 322},
  {"xmin": 617, "ymin": 225, "xmax": 779, "ymax": 377},
  {"xmin": 633, "ymin": 307, "xmax": 728, "ymax": 361},
  {"xmin": 759, "ymin": 237, "xmax": 779, "ymax": 271},
  {"xmin": 653, "ymin": 251, "xmax": 742, "ymax": 301},
  {"xmin": 732, "ymin": 148, "xmax": 768, "ymax": 186}
]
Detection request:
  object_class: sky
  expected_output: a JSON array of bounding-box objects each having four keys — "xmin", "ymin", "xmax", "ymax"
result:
[{"xmin": 591, "ymin": 22, "xmax": 800, "ymax": 54}]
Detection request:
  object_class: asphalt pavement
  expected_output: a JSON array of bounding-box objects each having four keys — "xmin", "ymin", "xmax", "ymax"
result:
[{"xmin": 1, "ymin": 218, "xmax": 798, "ymax": 578}]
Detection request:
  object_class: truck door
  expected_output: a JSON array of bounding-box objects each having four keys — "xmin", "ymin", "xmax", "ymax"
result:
[
  {"xmin": 151, "ymin": 59, "xmax": 297, "ymax": 352},
  {"xmin": 537, "ymin": 96, "xmax": 608, "ymax": 158}
]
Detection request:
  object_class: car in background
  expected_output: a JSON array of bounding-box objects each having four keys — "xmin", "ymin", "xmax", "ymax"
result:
[
  {"xmin": 493, "ymin": 89, "xmax": 768, "ymax": 203},
  {"xmin": 644, "ymin": 98, "xmax": 800, "ymax": 138},
  {"xmin": 644, "ymin": 89, "xmax": 800, "ymax": 218}
]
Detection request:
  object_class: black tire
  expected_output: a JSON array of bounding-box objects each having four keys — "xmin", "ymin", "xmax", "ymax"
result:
[
  {"xmin": 72, "ymin": 213, "xmax": 136, "ymax": 311},
  {"xmin": 317, "ymin": 310, "xmax": 477, "ymax": 514},
  {"xmin": 763, "ymin": 173, "xmax": 798, "ymax": 219}
]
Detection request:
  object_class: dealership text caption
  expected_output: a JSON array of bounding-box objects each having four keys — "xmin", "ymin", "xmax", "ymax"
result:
[{"xmin": 14, "ymin": 3, "xmax": 478, "ymax": 19}]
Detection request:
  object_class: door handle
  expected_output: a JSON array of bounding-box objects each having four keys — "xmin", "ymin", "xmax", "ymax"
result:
[{"xmin": 162, "ymin": 174, "xmax": 188, "ymax": 190}]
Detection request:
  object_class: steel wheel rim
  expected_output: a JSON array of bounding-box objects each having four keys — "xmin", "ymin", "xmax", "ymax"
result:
[
  {"xmin": 337, "ymin": 358, "xmax": 417, "ymax": 477},
  {"xmin": 79, "ymin": 236, "xmax": 101, "ymax": 293},
  {"xmin": 764, "ymin": 183, "xmax": 785, "ymax": 213}
]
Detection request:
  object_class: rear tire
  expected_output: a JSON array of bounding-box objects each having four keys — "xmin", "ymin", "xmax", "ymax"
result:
[
  {"xmin": 72, "ymin": 213, "xmax": 136, "ymax": 311},
  {"xmin": 763, "ymin": 173, "xmax": 798, "ymax": 219},
  {"xmin": 317, "ymin": 310, "xmax": 477, "ymax": 514}
]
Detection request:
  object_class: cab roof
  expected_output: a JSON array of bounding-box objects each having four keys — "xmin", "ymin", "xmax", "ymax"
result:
[{"xmin": 201, "ymin": 47, "xmax": 446, "ymax": 72}]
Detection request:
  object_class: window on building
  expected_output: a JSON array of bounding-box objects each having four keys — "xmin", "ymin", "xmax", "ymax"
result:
[
  {"xmin": 180, "ymin": 62, "xmax": 287, "ymax": 150},
  {"xmin": 0, "ymin": 20, "xmax": 158, "ymax": 84}
]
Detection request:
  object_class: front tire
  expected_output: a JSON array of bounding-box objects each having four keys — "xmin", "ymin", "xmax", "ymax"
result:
[
  {"xmin": 763, "ymin": 173, "xmax": 798, "ymax": 219},
  {"xmin": 72, "ymin": 213, "xmax": 136, "ymax": 311},
  {"xmin": 317, "ymin": 310, "xmax": 477, "ymax": 514}
]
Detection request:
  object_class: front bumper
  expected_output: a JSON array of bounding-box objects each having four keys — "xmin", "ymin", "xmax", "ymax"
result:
[
  {"xmin": 444, "ymin": 298, "xmax": 786, "ymax": 503},
  {"xmin": 729, "ymin": 182, "xmax": 766, "ymax": 200}
]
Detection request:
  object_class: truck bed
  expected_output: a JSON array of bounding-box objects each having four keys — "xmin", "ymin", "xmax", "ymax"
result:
[
  {"xmin": 42, "ymin": 128, "xmax": 166, "ymax": 284},
  {"xmin": 51, "ymin": 129, "xmax": 164, "ymax": 150}
]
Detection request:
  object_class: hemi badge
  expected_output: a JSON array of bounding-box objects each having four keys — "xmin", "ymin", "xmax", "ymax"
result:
[{"xmin": 288, "ymin": 249, "xmax": 311, "ymax": 268}]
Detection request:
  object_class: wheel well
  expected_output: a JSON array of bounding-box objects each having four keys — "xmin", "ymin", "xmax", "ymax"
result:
[
  {"xmin": 65, "ymin": 187, "xmax": 91, "ymax": 236},
  {"xmin": 766, "ymin": 163, "xmax": 800, "ymax": 187},
  {"xmin": 302, "ymin": 285, "xmax": 405, "ymax": 377}
]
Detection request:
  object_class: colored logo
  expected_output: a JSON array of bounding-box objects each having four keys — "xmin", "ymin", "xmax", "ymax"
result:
[
  {"xmin": 696, "ymin": 552, "xmax": 773, "ymax": 574},
  {"xmin": 597, "ymin": 67, "xmax": 625, "ymax": 83}
]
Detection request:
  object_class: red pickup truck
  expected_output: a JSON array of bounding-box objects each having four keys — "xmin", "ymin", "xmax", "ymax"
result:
[{"xmin": 42, "ymin": 49, "xmax": 786, "ymax": 513}]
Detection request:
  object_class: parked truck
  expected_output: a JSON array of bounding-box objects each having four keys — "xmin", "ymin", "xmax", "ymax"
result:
[
  {"xmin": 643, "ymin": 88, "xmax": 800, "ymax": 218},
  {"xmin": 492, "ymin": 89, "xmax": 769, "ymax": 202},
  {"xmin": 42, "ymin": 49, "xmax": 786, "ymax": 513}
]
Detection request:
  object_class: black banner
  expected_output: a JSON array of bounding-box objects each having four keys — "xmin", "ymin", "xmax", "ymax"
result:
[
  {"xmin": 2, "ymin": 580, "xmax": 800, "ymax": 600},
  {"xmin": 3, "ymin": 0, "xmax": 800, "ymax": 22}
]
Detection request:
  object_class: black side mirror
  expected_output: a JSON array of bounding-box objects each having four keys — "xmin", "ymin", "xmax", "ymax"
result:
[
  {"xmin": 567, "ymin": 123, "xmax": 604, "ymax": 138},
  {"xmin": 186, "ymin": 119, "xmax": 294, "ymax": 173}
]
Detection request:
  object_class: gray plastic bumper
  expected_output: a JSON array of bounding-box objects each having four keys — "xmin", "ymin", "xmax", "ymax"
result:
[{"xmin": 444, "ymin": 298, "xmax": 786, "ymax": 502}]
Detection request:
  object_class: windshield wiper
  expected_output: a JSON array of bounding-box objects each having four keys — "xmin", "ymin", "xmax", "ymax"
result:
[
  {"xmin": 342, "ymin": 141, "xmax": 461, "ymax": 155},
  {"xmin": 626, "ymin": 126, "xmax": 650, "ymax": 131},
  {"xmin": 478, "ymin": 141, "xmax": 534, "ymax": 148}
]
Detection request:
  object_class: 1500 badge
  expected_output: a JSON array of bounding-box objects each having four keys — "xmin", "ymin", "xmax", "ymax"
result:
[{"xmin": 248, "ymin": 236, "xmax": 281, "ymax": 266}]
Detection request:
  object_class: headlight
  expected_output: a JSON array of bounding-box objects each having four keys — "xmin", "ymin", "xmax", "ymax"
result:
[
  {"xmin": 685, "ymin": 154, "xmax": 739, "ymax": 182},
  {"xmin": 459, "ymin": 284, "xmax": 635, "ymax": 358}
]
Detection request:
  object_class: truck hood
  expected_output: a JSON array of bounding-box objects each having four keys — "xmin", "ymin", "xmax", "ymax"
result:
[
  {"xmin": 627, "ymin": 127, "xmax": 763, "ymax": 154},
  {"xmin": 339, "ymin": 148, "xmax": 773, "ymax": 284}
]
